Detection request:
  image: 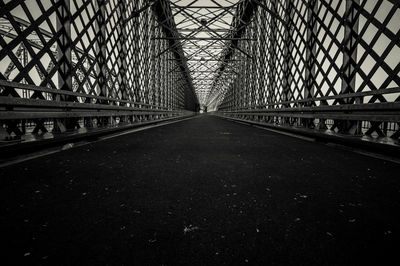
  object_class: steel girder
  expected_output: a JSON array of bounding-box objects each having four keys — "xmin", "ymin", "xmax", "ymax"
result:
[
  {"xmin": 212, "ymin": 0, "xmax": 400, "ymax": 140},
  {"xmin": 0, "ymin": 0, "xmax": 198, "ymax": 138},
  {"xmin": 1, "ymin": 0, "xmax": 399, "ymax": 141}
]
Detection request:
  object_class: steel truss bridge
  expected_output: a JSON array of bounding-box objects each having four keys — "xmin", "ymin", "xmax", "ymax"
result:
[
  {"xmin": 1, "ymin": 0, "xmax": 400, "ymax": 264},
  {"xmin": 0, "ymin": 0, "xmax": 399, "ymax": 141}
]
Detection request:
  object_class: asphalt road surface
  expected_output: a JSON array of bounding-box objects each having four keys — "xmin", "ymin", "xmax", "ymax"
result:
[{"xmin": 1, "ymin": 115, "xmax": 399, "ymax": 265}]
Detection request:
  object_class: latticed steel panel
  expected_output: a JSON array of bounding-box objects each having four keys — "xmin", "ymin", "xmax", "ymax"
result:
[
  {"xmin": 0, "ymin": 0, "xmax": 197, "ymax": 136},
  {"xmin": 214, "ymin": 0, "xmax": 400, "ymax": 139}
]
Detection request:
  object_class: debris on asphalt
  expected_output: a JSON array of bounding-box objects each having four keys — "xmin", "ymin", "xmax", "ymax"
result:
[
  {"xmin": 62, "ymin": 143, "xmax": 74, "ymax": 150},
  {"xmin": 183, "ymin": 225, "xmax": 199, "ymax": 234}
]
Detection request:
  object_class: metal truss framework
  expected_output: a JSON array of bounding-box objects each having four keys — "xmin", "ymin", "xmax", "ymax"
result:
[
  {"xmin": 0, "ymin": 0, "xmax": 399, "ymax": 142},
  {"xmin": 169, "ymin": 0, "xmax": 244, "ymax": 106},
  {"xmin": 213, "ymin": 0, "xmax": 400, "ymax": 139},
  {"xmin": 0, "ymin": 0, "xmax": 198, "ymax": 137}
]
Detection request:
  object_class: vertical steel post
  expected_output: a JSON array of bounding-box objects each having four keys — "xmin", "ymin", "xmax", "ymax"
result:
[
  {"xmin": 267, "ymin": 0, "xmax": 278, "ymax": 123},
  {"xmin": 118, "ymin": 0, "xmax": 128, "ymax": 124},
  {"xmin": 305, "ymin": 0, "xmax": 317, "ymax": 101},
  {"xmin": 151, "ymin": 12, "xmax": 156, "ymax": 109},
  {"xmin": 282, "ymin": 0, "xmax": 293, "ymax": 126},
  {"xmin": 96, "ymin": 0, "xmax": 109, "ymax": 126},
  {"xmin": 97, "ymin": 0, "xmax": 107, "ymax": 99},
  {"xmin": 303, "ymin": 0, "xmax": 318, "ymax": 128},
  {"xmin": 54, "ymin": 0, "xmax": 75, "ymax": 132},
  {"xmin": 57, "ymin": 0, "xmax": 72, "ymax": 94},
  {"xmin": 283, "ymin": 0, "xmax": 292, "ymax": 105},
  {"xmin": 337, "ymin": 0, "xmax": 361, "ymax": 134},
  {"xmin": 256, "ymin": 8, "xmax": 265, "ymax": 110},
  {"xmin": 119, "ymin": 0, "xmax": 127, "ymax": 105},
  {"xmin": 341, "ymin": 0, "xmax": 359, "ymax": 97}
]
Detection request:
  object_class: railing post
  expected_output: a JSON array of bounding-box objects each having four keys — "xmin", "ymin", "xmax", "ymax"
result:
[
  {"xmin": 283, "ymin": 0, "xmax": 293, "ymax": 125},
  {"xmin": 97, "ymin": 0, "xmax": 107, "ymax": 99},
  {"xmin": 118, "ymin": 0, "xmax": 128, "ymax": 124},
  {"xmin": 336, "ymin": 0, "xmax": 362, "ymax": 135},
  {"xmin": 96, "ymin": 0, "xmax": 110, "ymax": 126},
  {"xmin": 54, "ymin": 0, "xmax": 77, "ymax": 132},
  {"xmin": 267, "ymin": 0, "xmax": 278, "ymax": 124},
  {"xmin": 119, "ymin": 0, "xmax": 128, "ymax": 105},
  {"xmin": 283, "ymin": 0, "xmax": 292, "ymax": 104},
  {"xmin": 256, "ymin": 7, "xmax": 265, "ymax": 112},
  {"xmin": 302, "ymin": 0, "xmax": 318, "ymax": 129}
]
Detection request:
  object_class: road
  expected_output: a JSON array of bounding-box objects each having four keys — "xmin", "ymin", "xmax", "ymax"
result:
[{"xmin": 1, "ymin": 115, "xmax": 399, "ymax": 265}]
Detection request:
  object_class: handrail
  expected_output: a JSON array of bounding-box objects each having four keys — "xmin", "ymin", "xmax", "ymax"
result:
[
  {"xmin": 219, "ymin": 102, "xmax": 400, "ymax": 122},
  {"xmin": 220, "ymin": 102, "xmax": 400, "ymax": 113},
  {"xmin": 0, "ymin": 80, "xmax": 166, "ymax": 109},
  {"xmin": 219, "ymin": 87, "xmax": 400, "ymax": 110}
]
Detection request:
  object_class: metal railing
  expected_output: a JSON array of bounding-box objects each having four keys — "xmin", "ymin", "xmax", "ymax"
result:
[
  {"xmin": 211, "ymin": 0, "xmax": 400, "ymax": 140},
  {"xmin": 0, "ymin": 0, "xmax": 198, "ymax": 139}
]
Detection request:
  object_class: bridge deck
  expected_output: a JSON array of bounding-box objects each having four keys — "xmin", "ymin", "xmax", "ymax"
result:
[{"xmin": 1, "ymin": 115, "xmax": 399, "ymax": 265}]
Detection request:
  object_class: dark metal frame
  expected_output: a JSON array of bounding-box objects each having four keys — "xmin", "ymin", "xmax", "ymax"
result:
[
  {"xmin": 0, "ymin": 0, "xmax": 198, "ymax": 138},
  {"xmin": 212, "ymin": 0, "xmax": 400, "ymax": 139},
  {"xmin": 1, "ymin": 0, "xmax": 399, "ymax": 141}
]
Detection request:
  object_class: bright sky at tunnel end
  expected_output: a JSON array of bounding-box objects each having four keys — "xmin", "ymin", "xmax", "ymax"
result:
[{"xmin": 170, "ymin": 0, "xmax": 241, "ymax": 106}]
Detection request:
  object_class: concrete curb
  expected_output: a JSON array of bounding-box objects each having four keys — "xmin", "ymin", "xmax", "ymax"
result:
[
  {"xmin": 1, "ymin": 114, "xmax": 196, "ymax": 159},
  {"xmin": 216, "ymin": 115, "xmax": 400, "ymax": 159}
]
